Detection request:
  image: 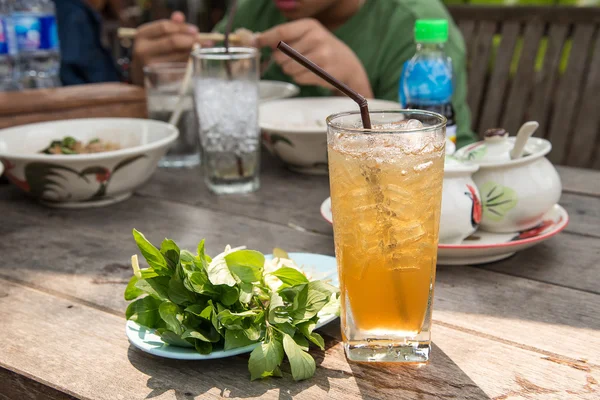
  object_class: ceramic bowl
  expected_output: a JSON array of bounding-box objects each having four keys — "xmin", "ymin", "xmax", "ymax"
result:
[
  {"xmin": 440, "ymin": 157, "xmax": 481, "ymax": 244},
  {"xmin": 0, "ymin": 118, "xmax": 178, "ymax": 208},
  {"xmin": 455, "ymin": 137, "xmax": 561, "ymax": 232},
  {"xmin": 259, "ymin": 80, "xmax": 300, "ymax": 102},
  {"xmin": 259, "ymin": 97, "xmax": 401, "ymax": 174}
]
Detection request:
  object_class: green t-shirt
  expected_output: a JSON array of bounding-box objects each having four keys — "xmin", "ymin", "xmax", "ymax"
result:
[{"xmin": 215, "ymin": 0, "xmax": 475, "ymax": 147}]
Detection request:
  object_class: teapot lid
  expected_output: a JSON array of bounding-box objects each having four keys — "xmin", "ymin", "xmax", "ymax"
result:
[{"xmin": 454, "ymin": 129, "xmax": 552, "ymax": 167}]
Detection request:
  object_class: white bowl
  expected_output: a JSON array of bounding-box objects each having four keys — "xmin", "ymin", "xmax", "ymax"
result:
[
  {"xmin": 0, "ymin": 118, "xmax": 178, "ymax": 208},
  {"xmin": 259, "ymin": 97, "xmax": 401, "ymax": 174},
  {"xmin": 259, "ymin": 80, "xmax": 300, "ymax": 102}
]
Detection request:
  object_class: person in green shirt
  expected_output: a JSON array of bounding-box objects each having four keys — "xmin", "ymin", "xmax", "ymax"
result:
[{"xmin": 132, "ymin": 0, "xmax": 475, "ymax": 147}]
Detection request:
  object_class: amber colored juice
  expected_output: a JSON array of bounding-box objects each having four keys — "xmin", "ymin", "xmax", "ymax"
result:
[{"xmin": 328, "ymin": 139, "xmax": 444, "ymax": 336}]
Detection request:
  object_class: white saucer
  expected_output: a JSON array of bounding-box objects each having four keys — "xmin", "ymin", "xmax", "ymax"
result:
[
  {"xmin": 320, "ymin": 198, "xmax": 568, "ymax": 266},
  {"xmin": 127, "ymin": 252, "xmax": 339, "ymax": 360}
]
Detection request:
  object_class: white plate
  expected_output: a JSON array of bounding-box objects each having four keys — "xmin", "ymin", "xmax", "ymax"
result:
[
  {"xmin": 126, "ymin": 252, "xmax": 339, "ymax": 360},
  {"xmin": 320, "ymin": 198, "xmax": 568, "ymax": 266}
]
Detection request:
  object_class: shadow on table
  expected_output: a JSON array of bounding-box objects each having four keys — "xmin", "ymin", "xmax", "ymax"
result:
[
  {"xmin": 348, "ymin": 343, "xmax": 490, "ymax": 400},
  {"xmin": 127, "ymin": 335, "xmax": 489, "ymax": 400},
  {"xmin": 126, "ymin": 338, "xmax": 350, "ymax": 400}
]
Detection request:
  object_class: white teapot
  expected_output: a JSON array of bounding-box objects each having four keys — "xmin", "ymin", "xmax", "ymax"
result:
[
  {"xmin": 439, "ymin": 156, "xmax": 481, "ymax": 244},
  {"xmin": 454, "ymin": 125, "xmax": 562, "ymax": 233}
]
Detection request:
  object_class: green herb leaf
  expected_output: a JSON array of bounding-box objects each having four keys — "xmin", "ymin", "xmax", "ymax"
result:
[
  {"xmin": 319, "ymin": 293, "xmax": 341, "ymax": 317},
  {"xmin": 159, "ymin": 301, "xmax": 183, "ymax": 335},
  {"xmin": 168, "ymin": 267, "xmax": 196, "ymax": 305},
  {"xmin": 217, "ymin": 285, "xmax": 240, "ymax": 306},
  {"xmin": 307, "ymin": 281, "xmax": 339, "ymax": 297},
  {"xmin": 248, "ymin": 336, "xmax": 284, "ymax": 380},
  {"xmin": 206, "ymin": 255, "xmax": 237, "ymax": 287},
  {"xmin": 217, "ymin": 309, "xmax": 257, "ymax": 330},
  {"xmin": 160, "ymin": 239, "xmax": 180, "ymax": 270},
  {"xmin": 188, "ymin": 271, "xmax": 219, "ymax": 296},
  {"xmin": 297, "ymin": 320, "xmax": 325, "ymax": 350},
  {"xmin": 282, "ymin": 333, "xmax": 316, "ymax": 381},
  {"xmin": 239, "ymin": 282, "xmax": 254, "ymax": 304},
  {"xmin": 272, "ymin": 248, "xmax": 289, "ymax": 260},
  {"xmin": 125, "ymin": 296, "xmax": 161, "ymax": 328},
  {"xmin": 196, "ymin": 240, "xmax": 210, "ymax": 270},
  {"xmin": 160, "ymin": 330, "xmax": 194, "ymax": 348},
  {"xmin": 268, "ymin": 292, "xmax": 288, "ymax": 325},
  {"xmin": 135, "ymin": 276, "xmax": 170, "ymax": 301},
  {"xmin": 194, "ymin": 340, "xmax": 213, "ymax": 355},
  {"xmin": 290, "ymin": 286, "xmax": 329, "ymax": 323},
  {"xmin": 133, "ymin": 229, "xmax": 170, "ymax": 274},
  {"xmin": 224, "ymin": 329, "xmax": 257, "ymax": 350},
  {"xmin": 182, "ymin": 327, "xmax": 221, "ymax": 343},
  {"xmin": 270, "ymin": 266, "xmax": 309, "ymax": 286},
  {"xmin": 293, "ymin": 332, "xmax": 309, "ymax": 351},
  {"xmin": 124, "ymin": 276, "xmax": 144, "ymax": 300},
  {"xmin": 225, "ymin": 250, "xmax": 265, "ymax": 283}
]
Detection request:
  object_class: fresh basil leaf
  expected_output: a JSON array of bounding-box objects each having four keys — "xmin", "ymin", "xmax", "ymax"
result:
[
  {"xmin": 248, "ymin": 337, "xmax": 284, "ymax": 381},
  {"xmin": 206, "ymin": 255, "xmax": 237, "ymax": 287},
  {"xmin": 186, "ymin": 304, "xmax": 211, "ymax": 319},
  {"xmin": 182, "ymin": 327, "xmax": 221, "ymax": 343},
  {"xmin": 297, "ymin": 321, "xmax": 325, "ymax": 350},
  {"xmin": 282, "ymin": 333, "xmax": 316, "ymax": 381},
  {"xmin": 168, "ymin": 267, "xmax": 196, "ymax": 305},
  {"xmin": 160, "ymin": 330, "xmax": 194, "ymax": 348},
  {"xmin": 224, "ymin": 250, "xmax": 264, "ymax": 283},
  {"xmin": 194, "ymin": 340, "xmax": 212, "ymax": 355},
  {"xmin": 269, "ymin": 266, "xmax": 309, "ymax": 286},
  {"xmin": 243, "ymin": 323, "xmax": 262, "ymax": 342},
  {"xmin": 224, "ymin": 329, "xmax": 256, "ymax": 350},
  {"xmin": 159, "ymin": 301, "xmax": 183, "ymax": 335},
  {"xmin": 139, "ymin": 268, "xmax": 159, "ymax": 279},
  {"xmin": 196, "ymin": 240, "xmax": 209, "ymax": 270},
  {"xmin": 293, "ymin": 332, "xmax": 309, "ymax": 351},
  {"xmin": 268, "ymin": 292, "xmax": 288, "ymax": 325},
  {"xmin": 132, "ymin": 229, "xmax": 170, "ymax": 274},
  {"xmin": 135, "ymin": 276, "xmax": 170, "ymax": 300},
  {"xmin": 319, "ymin": 293, "xmax": 341, "ymax": 317},
  {"xmin": 218, "ymin": 285, "xmax": 240, "ymax": 306},
  {"xmin": 279, "ymin": 283, "xmax": 306, "ymax": 303},
  {"xmin": 160, "ymin": 239, "xmax": 180, "ymax": 270},
  {"xmin": 125, "ymin": 296, "xmax": 161, "ymax": 328},
  {"xmin": 124, "ymin": 276, "xmax": 144, "ymax": 300},
  {"xmin": 239, "ymin": 282, "xmax": 254, "ymax": 304},
  {"xmin": 274, "ymin": 322, "xmax": 296, "ymax": 337},
  {"xmin": 272, "ymin": 248, "xmax": 289, "ymax": 260},
  {"xmin": 218, "ymin": 310, "xmax": 258, "ymax": 330},
  {"xmin": 307, "ymin": 281, "xmax": 339, "ymax": 297},
  {"xmin": 290, "ymin": 287, "xmax": 328, "ymax": 323},
  {"xmin": 188, "ymin": 271, "xmax": 219, "ymax": 296}
]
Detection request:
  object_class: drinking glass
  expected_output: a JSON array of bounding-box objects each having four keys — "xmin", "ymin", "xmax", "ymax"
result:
[
  {"xmin": 327, "ymin": 110, "xmax": 446, "ymax": 363},
  {"xmin": 192, "ymin": 47, "xmax": 260, "ymax": 194},
  {"xmin": 144, "ymin": 63, "xmax": 201, "ymax": 168}
]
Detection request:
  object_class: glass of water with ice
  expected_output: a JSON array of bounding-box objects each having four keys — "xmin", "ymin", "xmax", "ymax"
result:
[
  {"xmin": 192, "ymin": 47, "xmax": 260, "ymax": 194},
  {"xmin": 144, "ymin": 63, "xmax": 201, "ymax": 168}
]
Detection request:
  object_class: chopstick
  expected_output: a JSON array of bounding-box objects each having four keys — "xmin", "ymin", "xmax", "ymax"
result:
[{"xmin": 117, "ymin": 27, "xmax": 242, "ymax": 43}]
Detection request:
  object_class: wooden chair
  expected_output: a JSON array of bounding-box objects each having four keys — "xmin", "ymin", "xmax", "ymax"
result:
[{"xmin": 448, "ymin": 6, "xmax": 600, "ymax": 169}]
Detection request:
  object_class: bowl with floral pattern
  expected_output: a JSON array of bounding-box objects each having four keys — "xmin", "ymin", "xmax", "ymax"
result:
[
  {"xmin": 0, "ymin": 118, "xmax": 178, "ymax": 208},
  {"xmin": 454, "ymin": 129, "xmax": 561, "ymax": 233},
  {"xmin": 259, "ymin": 97, "xmax": 401, "ymax": 174}
]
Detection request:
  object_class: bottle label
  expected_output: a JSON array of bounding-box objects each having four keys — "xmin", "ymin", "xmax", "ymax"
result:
[
  {"xmin": 13, "ymin": 14, "xmax": 59, "ymax": 52},
  {"xmin": 0, "ymin": 17, "xmax": 8, "ymax": 55}
]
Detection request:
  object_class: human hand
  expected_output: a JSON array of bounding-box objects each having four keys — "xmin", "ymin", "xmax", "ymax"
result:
[
  {"xmin": 256, "ymin": 18, "xmax": 372, "ymax": 97},
  {"xmin": 131, "ymin": 12, "xmax": 208, "ymax": 85}
]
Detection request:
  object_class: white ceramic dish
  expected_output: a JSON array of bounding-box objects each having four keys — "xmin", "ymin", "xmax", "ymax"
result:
[
  {"xmin": 320, "ymin": 198, "xmax": 568, "ymax": 265},
  {"xmin": 259, "ymin": 97, "xmax": 401, "ymax": 174},
  {"xmin": 126, "ymin": 252, "xmax": 339, "ymax": 360},
  {"xmin": 0, "ymin": 118, "xmax": 178, "ymax": 208},
  {"xmin": 259, "ymin": 80, "xmax": 300, "ymax": 102}
]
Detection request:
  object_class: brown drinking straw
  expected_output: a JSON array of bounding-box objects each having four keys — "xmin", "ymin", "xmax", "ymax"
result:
[
  {"xmin": 276, "ymin": 41, "xmax": 371, "ymax": 129},
  {"xmin": 223, "ymin": 0, "xmax": 238, "ymax": 79}
]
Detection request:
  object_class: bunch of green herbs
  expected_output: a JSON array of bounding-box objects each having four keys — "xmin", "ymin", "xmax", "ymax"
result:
[{"xmin": 124, "ymin": 229, "xmax": 340, "ymax": 381}]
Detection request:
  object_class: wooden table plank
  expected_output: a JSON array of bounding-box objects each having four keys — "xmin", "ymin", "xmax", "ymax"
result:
[
  {"xmin": 2, "ymin": 280, "xmax": 598, "ymax": 400},
  {"xmin": 1, "ymin": 195, "xmax": 598, "ymax": 365},
  {"xmin": 558, "ymin": 166, "xmax": 600, "ymax": 197}
]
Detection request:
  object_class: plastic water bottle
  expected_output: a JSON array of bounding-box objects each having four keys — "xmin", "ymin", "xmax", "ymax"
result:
[
  {"xmin": 400, "ymin": 19, "xmax": 457, "ymax": 143},
  {"xmin": 12, "ymin": 0, "xmax": 60, "ymax": 88},
  {"xmin": 0, "ymin": 0, "xmax": 20, "ymax": 91}
]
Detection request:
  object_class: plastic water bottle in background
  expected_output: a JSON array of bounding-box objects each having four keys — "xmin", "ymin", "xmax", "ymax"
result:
[
  {"xmin": 400, "ymin": 19, "xmax": 457, "ymax": 143},
  {"xmin": 12, "ymin": 0, "xmax": 60, "ymax": 88},
  {"xmin": 0, "ymin": 0, "xmax": 20, "ymax": 91}
]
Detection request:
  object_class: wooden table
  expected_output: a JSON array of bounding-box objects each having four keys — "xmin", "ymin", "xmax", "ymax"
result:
[{"xmin": 1, "ymin": 153, "xmax": 599, "ymax": 399}]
